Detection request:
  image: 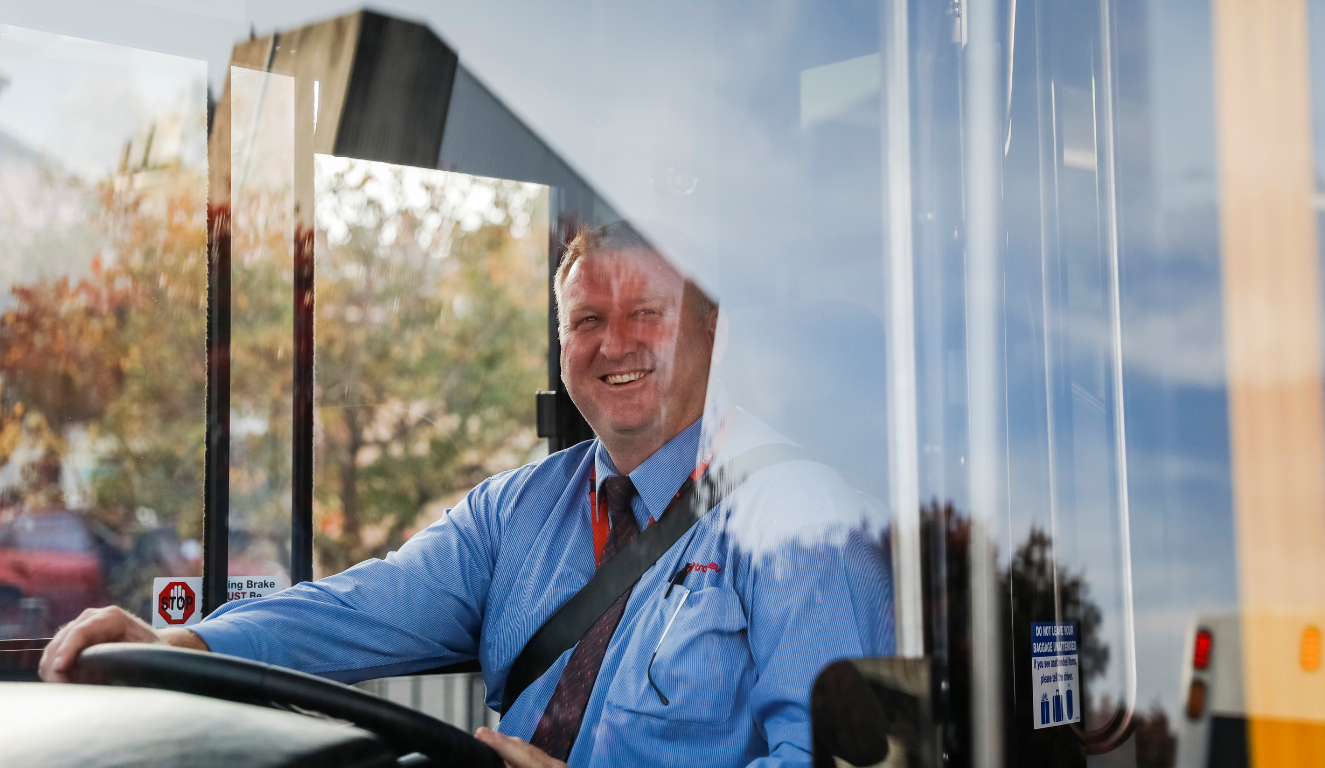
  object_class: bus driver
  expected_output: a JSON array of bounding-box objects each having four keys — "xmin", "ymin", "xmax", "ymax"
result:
[{"xmin": 40, "ymin": 222, "xmax": 895, "ymax": 768}]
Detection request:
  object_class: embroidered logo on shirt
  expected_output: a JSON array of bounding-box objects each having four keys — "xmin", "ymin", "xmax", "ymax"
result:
[{"xmin": 688, "ymin": 561, "xmax": 721, "ymax": 574}]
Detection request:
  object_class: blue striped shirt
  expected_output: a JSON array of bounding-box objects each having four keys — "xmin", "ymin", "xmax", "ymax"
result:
[{"xmin": 194, "ymin": 413, "xmax": 895, "ymax": 767}]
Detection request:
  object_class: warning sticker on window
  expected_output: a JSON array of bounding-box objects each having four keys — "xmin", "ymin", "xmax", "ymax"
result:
[
  {"xmin": 153, "ymin": 577, "xmax": 201, "ymax": 628},
  {"xmin": 1031, "ymin": 622, "xmax": 1080, "ymax": 729},
  {"xmin": 151, "ymin": 575, "xmax": 290, "ymax": 628}
]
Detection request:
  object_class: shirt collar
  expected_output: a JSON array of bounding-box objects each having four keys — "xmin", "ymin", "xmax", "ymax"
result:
[{"xmin": 594, "ymin": 418, "xmax": 703, "ymax": 528}]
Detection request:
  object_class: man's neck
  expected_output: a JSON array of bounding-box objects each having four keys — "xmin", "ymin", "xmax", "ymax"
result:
[
  {"xmin": 599, "ymin": 416, "xmax": 698, "ymax": 475},
  {"xmin": 600, "ymin": 435, "xmax": 671, "ymax": 476}
]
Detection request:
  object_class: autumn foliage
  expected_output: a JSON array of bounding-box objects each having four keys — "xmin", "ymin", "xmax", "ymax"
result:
[{"xmin": 1, "ymin": 156, "xmax": 548, "ymax": 611}]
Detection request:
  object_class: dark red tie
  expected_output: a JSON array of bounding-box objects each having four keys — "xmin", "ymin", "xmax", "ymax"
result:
[{"xmin": 529, "ymin": 475, "xmax": 640, "ymax": 761}]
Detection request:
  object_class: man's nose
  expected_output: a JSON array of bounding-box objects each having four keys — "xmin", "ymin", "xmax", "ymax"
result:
[{"xmin": 598, "ymin": 318, "xmax": 639, "ymax": 359}]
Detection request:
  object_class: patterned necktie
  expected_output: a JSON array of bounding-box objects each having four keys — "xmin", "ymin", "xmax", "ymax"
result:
[{"xmin": 529, "ymin": 474, "xmax": 641, "ymax": 761}]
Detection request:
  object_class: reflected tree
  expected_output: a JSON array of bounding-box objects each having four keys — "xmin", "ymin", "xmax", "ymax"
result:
[
  {"xmin": 1004, "ymin": 527, "xmax": 1111, "ymax": 688},
  {"xmin": 311, "ymin": 160, "xmax": 548, "ymax": 574},
  {"xmin": 919, "ymin": 500, "xmax": 972, "ymax": 768},
  {"xmin": 1131, "ymin": 704, "xmax": 1177, "ymax": 768},
  {"xmin": 919, "ymin": 503, "xmax": 1136, "ymax": 767},
  {"xmin": 1001, "ymin": 526, "xmax": 1109, "ymax": 766},
  {"xmin": 0, "ymin": 168, "xmax": 209, "ymax": 613},
  {"xmin": 0, "ymin": 154, "xmax": 549, "ymax": 615}
]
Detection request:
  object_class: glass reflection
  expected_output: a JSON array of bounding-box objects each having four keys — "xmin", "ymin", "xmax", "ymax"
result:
[
  {"xmin": 312, "ymin": 155, "xmax": 549, "ymax": 577},
  {"xmin": 0, "ymin": 25, "xmax": 207, "ymax": 636},
  {"xmin": 998, "ymin": 0, "xmax": 1139, "ymax": 744},
  {"xmin": 1, "ymin": 0, "xmax": 1321, "ymax": 763},
  {"xmin": 920, "ymin": 0, "xmax": 1234, "ymax": 762},
  {"xmin": 227, "ymin": 66, "xmax": 295, "ymax": 582}
]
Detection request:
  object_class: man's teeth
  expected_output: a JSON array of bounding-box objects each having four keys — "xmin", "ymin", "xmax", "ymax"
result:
[{"xmin": 605, "ymin": 371, "xmax": 646, "ymax": 385}]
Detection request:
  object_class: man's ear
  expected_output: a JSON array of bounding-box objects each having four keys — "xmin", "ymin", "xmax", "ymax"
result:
[{"xmin": 710, "ymin": 309, "xmax": 728, "ymax": 364}]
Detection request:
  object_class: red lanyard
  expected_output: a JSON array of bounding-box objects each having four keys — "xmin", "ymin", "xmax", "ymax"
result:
[
  {"xmin": 588, "ymin": 419, "xmax": 729, "ymax": 567},
  {"xmin": 588, "ymin": 458, "xmax": 712, "ymax": 566}
]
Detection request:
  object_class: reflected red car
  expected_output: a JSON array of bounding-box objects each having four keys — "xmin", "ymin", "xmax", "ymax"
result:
[{"xmin": 0, "ymin": 510, "xmax": 108, "ymax": 635}]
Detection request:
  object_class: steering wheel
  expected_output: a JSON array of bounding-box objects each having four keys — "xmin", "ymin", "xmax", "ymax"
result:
[{"xmin": 74, "ymin": 644, "xmax": 503, "ymax": 768}]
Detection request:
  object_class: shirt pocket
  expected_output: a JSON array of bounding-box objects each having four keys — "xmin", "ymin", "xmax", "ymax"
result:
[{"xmin": 605, "ymin": 586, "xmax": 753, "ymax": 725}]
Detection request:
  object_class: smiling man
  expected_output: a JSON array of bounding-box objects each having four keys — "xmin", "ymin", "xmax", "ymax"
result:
[{"xmin": 41, "ymin": 221, "xmax": 894, "ymax": 767}]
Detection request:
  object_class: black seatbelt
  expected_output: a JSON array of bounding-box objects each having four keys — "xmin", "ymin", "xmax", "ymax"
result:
[{"xmin": 500, "ymin": 442, "xmax": 813, "ymax": 716}]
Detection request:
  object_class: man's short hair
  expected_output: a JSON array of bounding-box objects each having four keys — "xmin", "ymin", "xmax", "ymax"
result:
[{"xmin": 554, "ymin": 221, "xmax": 717, "ymax": 335}]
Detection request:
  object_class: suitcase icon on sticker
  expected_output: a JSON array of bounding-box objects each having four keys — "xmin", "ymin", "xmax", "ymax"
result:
[
  {"xmin": 1041, "ymin": 693, "xmax": 1050, "ymax": 725},
  {"xmin": 1053, "ymin": 689, "xmax": 1064, "ymax": 722}
]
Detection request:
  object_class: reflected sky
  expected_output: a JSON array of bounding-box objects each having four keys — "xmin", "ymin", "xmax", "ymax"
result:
[
  {"xmin": 0, "ymin": 24, "xmax": 205, "ymax": 180},
  {"xmin": 0, "ymin": 23, "xmax": 205, "ymax": 307}
]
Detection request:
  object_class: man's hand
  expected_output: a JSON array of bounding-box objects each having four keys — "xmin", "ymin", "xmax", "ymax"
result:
[
  {"xmin": 38, "ymin": 605, "xmax": 209, "ymax": 683},
  {"xmin": 474, "ymin": 727, "xmax": 570, "ymax": 768}
]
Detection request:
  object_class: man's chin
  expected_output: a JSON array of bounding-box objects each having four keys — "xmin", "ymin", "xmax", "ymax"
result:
[{"xmin": 595, "ymin": 413, "xmax": 664, "ymax": 440}]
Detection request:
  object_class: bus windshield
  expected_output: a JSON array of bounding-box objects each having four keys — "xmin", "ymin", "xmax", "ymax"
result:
[{"xmin": 1, "ymin": 2, "xmax": 1323, "ymax": 767}]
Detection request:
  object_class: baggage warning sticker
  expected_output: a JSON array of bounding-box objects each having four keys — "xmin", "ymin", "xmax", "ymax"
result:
[{"xmin": 1031, "ymin": 622, "xmax": 1080, "ymax": 729}]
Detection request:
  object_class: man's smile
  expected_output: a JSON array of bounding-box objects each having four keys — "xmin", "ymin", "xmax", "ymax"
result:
[{"xmin": 602, "ymin": 370, "xmax": 651, "ymax": 386}]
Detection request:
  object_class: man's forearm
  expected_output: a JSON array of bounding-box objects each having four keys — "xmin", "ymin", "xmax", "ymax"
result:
[{"xmin": 160, "ymin": 629, "xmax": 211, "ymax": 651}]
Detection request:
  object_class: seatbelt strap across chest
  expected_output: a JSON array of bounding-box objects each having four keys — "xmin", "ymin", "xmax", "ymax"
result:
[{"xmin": 499, "ymin": 442, "xmax": 813, "ymax": 716}]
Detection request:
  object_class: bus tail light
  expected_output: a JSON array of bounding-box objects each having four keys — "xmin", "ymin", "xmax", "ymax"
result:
[
  {"xmin": 1186, "ymin": 679, "xmax": 1207, "ymax": 720},
  {"xmin": 1303, "ymin": 626, "xmax": 1321, "ymax": 671},
  {"xmin": 1193, "ymin": 629, "xmax": 1212, "ymax": 670}
]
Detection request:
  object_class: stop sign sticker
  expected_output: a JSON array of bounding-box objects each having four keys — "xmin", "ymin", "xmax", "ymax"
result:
[
  {"xmin": 158, "ymin": 581, "xmax": 196, "ymax": 625},
  {"xmin": 152, "ymin": 577, "xmax": 202, "ymax": 628}
]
